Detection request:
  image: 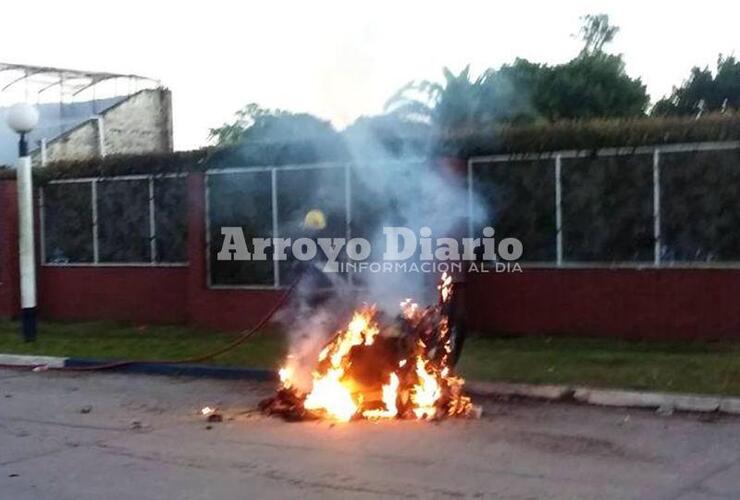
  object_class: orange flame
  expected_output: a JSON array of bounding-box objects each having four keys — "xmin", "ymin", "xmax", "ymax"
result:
[
  {"xmin": 411, "ymin": 356, "xmax": 441, "ymax": 420},
  {"xmin": 303, "ymin": 367, "xmax": 357, "ymax": 422},
  {"xmin": 275, "ymin": 273, "xmax": 472, "ymax": 422},
  {"xmin": 362, "ymin": 372, "xmax": 400, "ymax": 419}
]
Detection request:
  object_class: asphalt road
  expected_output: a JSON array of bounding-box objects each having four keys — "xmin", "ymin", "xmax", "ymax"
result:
[{"xmin": 1, "ymin": 368, "xmax": 739, "ymax": 500}]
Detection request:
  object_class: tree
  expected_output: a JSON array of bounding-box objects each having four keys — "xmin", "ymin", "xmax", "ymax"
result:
[
  {"xmin": 209, "ymin": 103, "xmax": 340, "ymax": 147},
  {"xmin": 384, "ymin": 14, "xmax": 648, "ymax": 130},
  {"xmin": 342, "ymin": 113, "xmax": 433, "ymax": 158},
  {"xmin": 652, "ymin": 55, "xmax": 740, "ymax": 116},
  {"xmin": 534, "ymin": 14, "xmax": 647, "ymax": 120},
  {"xmin": 536, "ymin": 54, "xmax": 649, "ymax": 120},
  {"xmin": 385, "ymin": 62, "xmax": 542, "ymax": 131},
  {"xmin": 384, "ymin": 66, "xmax": 485, "ymax": 130},
  {"xmin": 477, "ymin": 59, "xmax": 545, "ymax": 125},
  {"xmin": 578, "ymin": 14, "xmax": 619, "ymax": 56}
]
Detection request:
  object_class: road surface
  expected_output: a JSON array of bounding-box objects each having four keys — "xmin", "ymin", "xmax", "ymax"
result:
[{"xmin": 1, "ymin": 368, "xmax": 739, "ymax": 499}]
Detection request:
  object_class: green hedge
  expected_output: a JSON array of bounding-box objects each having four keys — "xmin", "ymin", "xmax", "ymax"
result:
[
  {"xmin": 473, "ymin": 148, "xmax": 740, "ymax": 264},
  {"xmin": 0, "ymin": 138, "xmax": 351, "ymax": 183},
  {"xmin": 472, "ymin": 159, "xmax": 556, "ymax": 261},
  {"xmin": 562, "ymin": 155, "xmax": 654, "ymax": 262},
  {"xmin": 1, "ymin": 112, "xmax": 739, "ymax": 183},
  {"xmin": 0, "ymin": 150, "xmax": 208, "ymax": 183},
  {"xmin": 442, "ymin": 112, "xmax": 740, "ymax": 157},
  {"xmin": 661, "ymin": 149, "xmax": 740, "ymax": 261}
]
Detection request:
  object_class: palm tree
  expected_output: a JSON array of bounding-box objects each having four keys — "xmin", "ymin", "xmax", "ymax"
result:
[
  {"xmin": 384, "ymin": 66, "xmax": 485, "ymax": 131},
  {"xmin": 384, "ymin": 64, "xmax": 542, "ymax": 131}
]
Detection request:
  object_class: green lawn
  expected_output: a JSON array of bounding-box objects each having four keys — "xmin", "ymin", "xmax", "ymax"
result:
[
  {"xmin": 457, "ymin": 336, "xmax": 740, "ymax": 396},
  {"xmin": 1, "ymin": 320, "xmax": 739, "ymax": 396},
  {"xmin": 0, "ymin": 320, "xmax": 286, "ymax": 369}
]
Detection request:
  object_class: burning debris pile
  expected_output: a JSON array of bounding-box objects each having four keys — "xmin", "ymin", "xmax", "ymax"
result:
[{"xmin": 260, "ymin": 274, "xmax": 476, "ymax": 422}]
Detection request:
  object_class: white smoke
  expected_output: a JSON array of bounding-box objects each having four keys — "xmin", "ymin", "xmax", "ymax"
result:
[
  {"xmin": 275, "ymin": 121, "xmax": 485, "ymax": 379},
  {"xmin": 344, "ymin": 126, "xmax": 481, "ymax": 312}
]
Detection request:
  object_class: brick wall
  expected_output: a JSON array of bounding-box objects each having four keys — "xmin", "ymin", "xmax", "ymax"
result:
[
  {"xmin": 0, "ymin": 181, "xmax": 19, "ymax": 318},
  {"xmin": 465, "ymin": 269, "xmax": 740, "ymax": 341},
  {"xmin": 1, "ymin": 173, "xmax": 740, "ymax": 340}
]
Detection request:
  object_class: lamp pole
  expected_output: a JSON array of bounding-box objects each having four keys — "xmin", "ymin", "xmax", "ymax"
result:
[{"xmin": 6, "ymin": 103, "xmax": 40, "ymax": 342}]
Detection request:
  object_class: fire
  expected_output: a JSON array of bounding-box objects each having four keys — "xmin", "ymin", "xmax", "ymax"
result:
[
  {"xmin": 304, "ymin": 368, "xmax": 357, "ymax": 422},
  {"xmin": 278, "ymin": 366, "xmax": 293, "ymax": 388},
  {"xmin": 438, "ymin": 272, "xmax": 453, "ymax": 303},
  {"xmin": 301, "ymin": 307, "xmax": 380, "ymax": 421},
  {"xmin": 362, "ymin": 372, "xmax": 400, "ymax": 419},
  {"xmin": 411, "ymin": 356, "xmax": 441, "ymax": 420},
  {"xmin": 262, "ymin": 273, "xmax": 476, "ymax": 422}
]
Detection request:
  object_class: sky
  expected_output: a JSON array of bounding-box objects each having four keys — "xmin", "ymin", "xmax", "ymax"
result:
[{"xmin": 0, "ymin": 0, "xmax": 738, "ymax": 151}]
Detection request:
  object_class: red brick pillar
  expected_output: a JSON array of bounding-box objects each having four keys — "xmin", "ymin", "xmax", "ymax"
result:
[{"xmin": 0, "ymin": 180, "xmax": 20, "ymax": 318}]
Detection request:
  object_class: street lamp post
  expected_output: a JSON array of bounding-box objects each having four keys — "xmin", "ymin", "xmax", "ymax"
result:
[{"xmin": 6, "ymin": 103, "xmax": 40, "ymax": 342}]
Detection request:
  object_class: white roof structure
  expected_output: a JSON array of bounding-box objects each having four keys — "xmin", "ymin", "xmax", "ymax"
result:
[
  {"xmin": 0, "ymin": 63, "xmax": 163, "ymax": 164},
  {"xmin": 0, "ymin": 62, "xmax": 159, "ymax": 98}
]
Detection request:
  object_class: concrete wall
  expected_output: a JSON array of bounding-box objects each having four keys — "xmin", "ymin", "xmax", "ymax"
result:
[{"xmin": 35, "ymin": 88, "xmax": 173, "ymax": 164}]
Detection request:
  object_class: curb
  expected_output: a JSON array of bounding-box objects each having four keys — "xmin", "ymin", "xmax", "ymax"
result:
[
  {"xmin": 0, "ymin": 354, "xmax": 67, "ymax": 368},
  {"xmin": 2, "ymin": 354, "xmax": 739, "ymax": 415},
  {"xmin": 0, "ymin": 354, "xmax": 275, "ymax": 381},
  {"xmin": 465, "ymin": 381, "xmax": 740, "ymax": 416},
  {"xmin": 64, "ymin": 359, "xmax": 276, "ymax": 381}
]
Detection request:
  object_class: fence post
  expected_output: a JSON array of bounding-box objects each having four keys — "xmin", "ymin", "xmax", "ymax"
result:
[
  {"xmin": 271, "ymin": 168, "xmax": 279, "ymax": 288},
  {"xmin": 344, "ymin": 163, "xmax": 352, "ymax": 242},
  {"xmin": 148, "ymin": 176, "xmax": 157, "ymax": 263},
  {"xmin": 38, "ymin": 187, "xmax": 46, "ymax": 264},
  {"xmin": 555, "ymin": 154, "xmax": 563, "ymax": 266},
  {"xmin": 467, "ymin": 159, "xmax": 474, "ymax": 239},
  {"xmin": 91, "ymin": 179, "xmax": 99, "ymax": 263},
  {"xmin": 345, "ymin": 163, "xmax": 353, "ymax": 285},
  {"xmin": 653, "ymin": 148, "xmax": 661, "ymax": 266}
]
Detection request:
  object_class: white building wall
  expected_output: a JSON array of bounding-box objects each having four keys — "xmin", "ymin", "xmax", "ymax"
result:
[{"xmin": 36, "ymin": 88, "xmax": 173, "ymax": 164}]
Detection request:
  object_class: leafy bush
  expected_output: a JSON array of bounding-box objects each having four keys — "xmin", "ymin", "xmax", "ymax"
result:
[
  {"xmin": 661, "ymin": 149, "xmax": 740, "ymax": 261},
  {"xmin": 444, "ymin": 112, "xmax": 740, "ymax": 157},
  {"xmin": 562, "ymin": 155, "xmax": 654, "ymax": 262},
  {"xmin": 207, "ymin": 171, "xmax": 275, "ymax": 286},
  {"xmin": 473, "ymin": 160, "xmax": 556, "ymax": 261},
  {"xmin": 0, "ymin": 113, "xmax": 737, "ymax": 184}
]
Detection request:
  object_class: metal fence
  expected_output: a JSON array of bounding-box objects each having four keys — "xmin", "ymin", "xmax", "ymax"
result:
[
  {"xmin": 38, "ymin": 140, "xmax": 740, "ymax": 286},
  {"xmin": 205, "ymin": 160, "xmax": 443, "ymax": 289},
  {"xmin": 40, "ymin": 174, "xmax": 188, "ymax": 266},
  {"xmin": 205, "ymin": 164, "xmax": 351, "ymax": 289},
  {"xmin": 469, "ymin": 141, "xmax": 740, "ymax": 268}
]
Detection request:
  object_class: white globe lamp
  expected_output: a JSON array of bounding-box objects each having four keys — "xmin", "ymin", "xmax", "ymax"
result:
[{"xmin": 6, "ymin": 102, "xmax": 39, "ymax": 134}]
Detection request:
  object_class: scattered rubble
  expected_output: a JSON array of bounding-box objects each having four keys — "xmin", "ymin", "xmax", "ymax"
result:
[{"xmin": 200, "ymin": 406, "xmax": 223, "ymax": 423}]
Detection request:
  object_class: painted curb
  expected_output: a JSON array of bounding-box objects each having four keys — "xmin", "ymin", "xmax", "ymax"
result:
[
  {"xmin": 63, "ymin": 358, "xmax": 276, "ymax": 381},
  {"xmin": 0, "ymin": 354, "xmax": 275, "ymax": 381},
  {"xmin": 0, "ymin": 354, "xmax": 67, "ymax": 368},
  {"xmin": 465, "ymin": 381, "xmax": 740, "ymax": 416}
]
